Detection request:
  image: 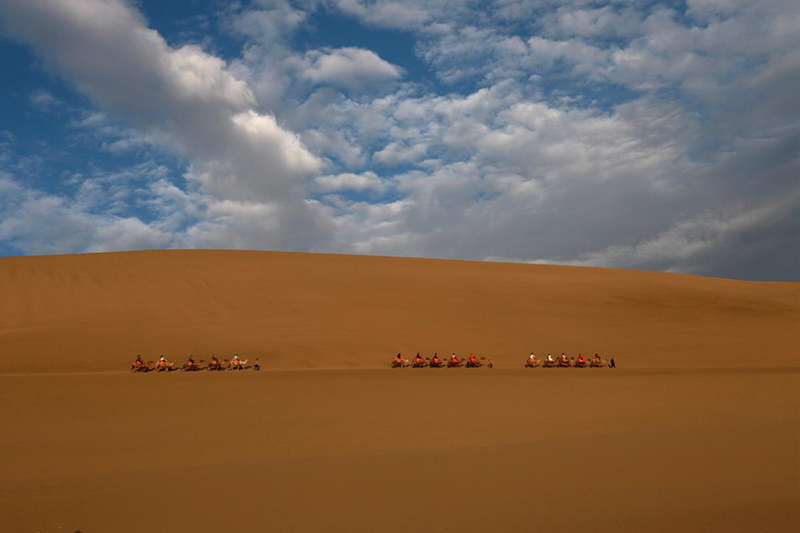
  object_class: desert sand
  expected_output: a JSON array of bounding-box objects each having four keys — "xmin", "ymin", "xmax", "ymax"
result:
[{"xmin": 0, "ymin": 250, "xmax": 798, "ymax": 532}]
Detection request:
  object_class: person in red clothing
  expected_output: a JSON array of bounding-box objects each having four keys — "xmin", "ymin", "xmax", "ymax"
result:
[
  {"xmin": 431, "ymin": 353, "xmax": 442, "ymax": 367},
  {"xmin": 578, "ymin": 354, "xmax": 586, "ymax": 364}
]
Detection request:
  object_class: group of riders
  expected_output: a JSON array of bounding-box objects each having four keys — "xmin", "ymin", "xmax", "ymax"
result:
[
  {"xmin": 391, "ymin": 352, "xmax": 616, "ymax": 368},
  {"xmin": 392, "ymin": 352, "xmax": 489, "ymax": 368},
  {"xmin": 131, "ymin": 354, "xmax": 259, "ymax": 372},
  {"xmin": 526, "ymin": 352, "xmax": 615, "ymax": 368}
]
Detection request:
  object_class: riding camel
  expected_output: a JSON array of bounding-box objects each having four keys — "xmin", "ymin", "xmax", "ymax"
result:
[
  {"xmin": 429, "ymin": 355, "xmax": 444, "ymax": 368},
  {"xmin": 574, "ymin": 354, "xmax": 588, "ymax": 368},
  {"xmin": 411, "ymin": 354, "xmax": 428, "ymax": 368},
  {"xmin": 391, "ymin": 354, "xmax": 408, "ymax": 368},
  {"xmin": 206, "ymin": 356, "xmax": 226, "ymax": 371},
  {"xmin": 590, "ymin": 354, "xmax": 607, "ymax": 367},
  {"xmin": 155, "ymin": 356, "xmax": 175, "ymax": 372},
  {"xmin": 131, "ymin": 356, "xmax": 153, "ymax": 373},
  {"xmin": 447, "ymin": 355, "xmax": 463, "ymax": 368},
  {"xmin": 227, "ymin": 355, "xmax": 249, "ymax": 371},
  {"xmin": 181, "ymin": 357, "xmax": 203, "ymax": 372},
  {"xmin": 465, "ymin": 354, "xmax": 483, "ymax": 368},
  {"xmin": 525, "ymin": 355, "xmax": 540, "ymax": 368}
]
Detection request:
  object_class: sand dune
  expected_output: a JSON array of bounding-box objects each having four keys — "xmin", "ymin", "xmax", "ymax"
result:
[
  {"xmin": 1, "ymin": 251, "xmax": 797, "ymax": 532},
  {"xmin": 0, "ymin": 250, "xmax": 797, "ymax": 373}
]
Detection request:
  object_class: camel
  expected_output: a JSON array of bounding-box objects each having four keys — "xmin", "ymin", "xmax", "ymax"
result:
[
  {"xmin": 155, "ymin": 358, "xmax": 175, "ymax": 372},
  {"xmin": 206, "ymin": 358, "xmax": 225, "ymax": 371},
  {"xmin": 590, "ymin": 358, "xmax": 607, "ymax": 367},
  {"xmin": 181, "ymin": 359, "xmax": 204, "ymax": 372},
  {"xmin": 466, "ymin": 357, "xmax": 483, "ymax": 368},
  {"xmin": 447, "ymin": 358, "xmax": 464, "ymax": 368},
  {"xmin": 556, "ymin": 357, "xmax": 571, "ymax": 368},
  {"xmin": 391, "ymin": 358, "xmax": 409, "ymax": 368},
  {"xmin": 229, "ymin": 358, "xmax": 249, "ymax": 371},
  {"xmin": 525, "ymin": 357, "xmax": 540, "ymax": 368},
  {"xmin": 429, "ymin": 358, "xmax": 444, "ymax": 368},
  {"xmin": 411, "ymin": 358, "xmax": 428, "ymax": 368},
  {"xmin": 574, "ymin": 358, "xmax": 588, "ymax": 368},
  {"xmin": 131, "ymin": 359, "xmax": 153, "ymax": 372}
]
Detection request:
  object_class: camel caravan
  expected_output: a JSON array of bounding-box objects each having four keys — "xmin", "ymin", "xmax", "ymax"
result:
[
  {"xmin": 131, "ymin": 354, "xmax": 260, "ymax": 373},
  {"xmin": 392, "ymin": 352, "xmax": 616, "ymax": 369},
  {"xmin": 392, "ymin": 353, "xmax": 491, "ymax": 368},
  {"xmin": 525, "ymin": 353, "xmax": 615, "ymax": 368}
]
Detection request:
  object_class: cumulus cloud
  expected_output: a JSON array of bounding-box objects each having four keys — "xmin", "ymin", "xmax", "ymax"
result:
[
  {"xmin": 0, "ymin": 0, "xmax": 798, "ymax": 280},
  {"xmin": 0, "ymin": 0, "xmax": 329, "ymax": 247},
  {"xmin": 299, "ymin": 47, "xmax": 403, "ymax": 91}
]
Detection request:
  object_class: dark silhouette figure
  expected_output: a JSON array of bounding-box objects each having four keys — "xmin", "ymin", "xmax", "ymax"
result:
[{"xmin": 610, "ymin": 358, "xmax": 616, "ymax": 368}]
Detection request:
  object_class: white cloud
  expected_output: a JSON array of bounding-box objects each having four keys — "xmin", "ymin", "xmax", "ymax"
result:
[
  {"xmin": 299, "ymin": 47, "xmax": 403, "ymax": 91},
  {"xmin": 314, "ymin": 171, "xmax": 390, "ymax": 194},
  {"xmin": 1, "ymin": 0, "xmax": 798, "ymax": 280}
]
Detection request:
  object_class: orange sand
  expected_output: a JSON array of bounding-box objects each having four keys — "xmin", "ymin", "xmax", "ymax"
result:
[{"xmin": 0, "ymin": 251, "xmax": 797, "ymax": 532}]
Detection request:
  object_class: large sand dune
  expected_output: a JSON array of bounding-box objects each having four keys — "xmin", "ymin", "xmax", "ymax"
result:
[
  {"xmin": 0, "ymin": 251, "xmax": 797, "ymax": 532},
  {"xmin": 1, "ymin": 250, "xmax": 797, "ymax": 372}
]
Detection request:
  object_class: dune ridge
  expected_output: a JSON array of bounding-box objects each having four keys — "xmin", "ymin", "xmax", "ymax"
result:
[{"xmin": 1, "ymin": 250, "xmax": 797, "ymax": 373}]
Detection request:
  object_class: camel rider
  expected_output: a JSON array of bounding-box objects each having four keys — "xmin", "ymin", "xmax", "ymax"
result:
[
  {"xmin": 469, "ymin": 353, "xmax": 478, "ymax": 365},
  {"xmin": 451, "ymin": 353, "xmax": 459, "ymax": 364},
  {"xmin": 186, "ymin": 355, "xmax": 195, "ymax": 367},
  {"xmin": 594, "ymin": 353, "xmax": 601, "ymax": 361},
  {"xmin": 432, "ymin": 353, "xmax": 441, "ymax": 365},
  {"xmin": 395, "ymin": 353, "xmax": 404, "ymax": 364},
  {"xmin": 134, "ymin": 354, "xmax": 144, "ymax": 368},
  {"xmin": 415, "ymin": 353, "xmax": 425, "ymax": 365},
  {"xmin": 232, "ymin": 354, "xmax": 241, "ymax": 366},
  {"xmin": 578, "ymin": 354, "xmax": 586, "ymax": 364},
  {"xmin": 547, "ymin": 354, "xmax": 554, "ymax": 363},
  {"xmin": 210, "ymin": 355, "xmax": 220, "ymax": 369},
  {"xmin": 158, "ymin": 355, "xmax": 169, "ymax": 368},
  {"xmin": 529, "ymin": 353, "xmax": 536, "ymax": 362},
  {"xmin": 560, "ymin": 353, "xmax": 568, "ymax": 363}
]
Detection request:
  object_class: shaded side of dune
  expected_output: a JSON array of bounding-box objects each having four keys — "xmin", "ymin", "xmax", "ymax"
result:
[{"xmin": 0, "ymin": 250, "xmax": 797, "ymax": 372}]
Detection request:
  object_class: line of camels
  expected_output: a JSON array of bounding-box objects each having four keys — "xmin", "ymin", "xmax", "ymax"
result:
[
  {"xmin": 131, "ymin": 355, "xmax": 259, "ymax": 372},
  {"xmin": 392, "ymin": 353, "xmax": 615, "ymax": 368}
]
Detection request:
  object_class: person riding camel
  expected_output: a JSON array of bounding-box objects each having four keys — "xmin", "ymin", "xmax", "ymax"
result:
[
  {"xmin": 414, "ymin": 353, "xmax": 425, "ymax": 366},
  {"xmin": 578, "ymin": 354, "xmax": 586, "ymax": 364},
  {"xmin": 546, "ymin": 354, "xmax": 554, "ymax": 363},
  {"xmin": 560, "ymin": 353, "xmax": 568, "ymax": 363},
  {"xmin": 133, "ymin": 354, "xmax": 145, "ymax": 369},
  {"xmin": 208, "ymin": 355, "xmax": 221, "ymax": 370},
  {"xmin": 468, "ymin": 353, "xmax": 480, "ymax": 367},
  {"xmin": 451, "ymin": 353, "xmax": 459, "ymax": 364},
  {"xmin": 157, "ymin": 355, "xmax": 171, "ymax": 369},
  {"xmin": 431, "ymin": 353, "xmax": 442, "ymax": 366},
  {"xmin": 186, "ymin": 355, "xmax": 196, "ymax": 368}
]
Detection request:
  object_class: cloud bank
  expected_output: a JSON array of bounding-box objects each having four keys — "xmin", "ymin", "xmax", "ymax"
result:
[{"xmin": 0, "ymin": 0, "xmax": 797, "ymax": 280}]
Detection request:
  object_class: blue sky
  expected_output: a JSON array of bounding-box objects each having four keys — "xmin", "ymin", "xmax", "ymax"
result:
[{"xmin": 0, "ymin": 0, "xmax": 798, "ymax": 280}]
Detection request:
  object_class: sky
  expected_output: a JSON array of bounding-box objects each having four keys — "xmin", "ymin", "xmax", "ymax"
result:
[{"xmin": 0, "ymin": 0, "xmax": 797, "ymax": 281}]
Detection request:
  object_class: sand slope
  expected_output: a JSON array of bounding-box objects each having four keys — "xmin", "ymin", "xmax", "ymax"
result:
[
  {"xmin": 0, "ymin": 250, "xmax": 797, "ymax": 372},
  {"xmin": 1, "ymin": 251, "xmax": 798, "ymax": 532},
  {"xmin": 1, "ymin": 368, "xmax": 797, "ymax": 532}
]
